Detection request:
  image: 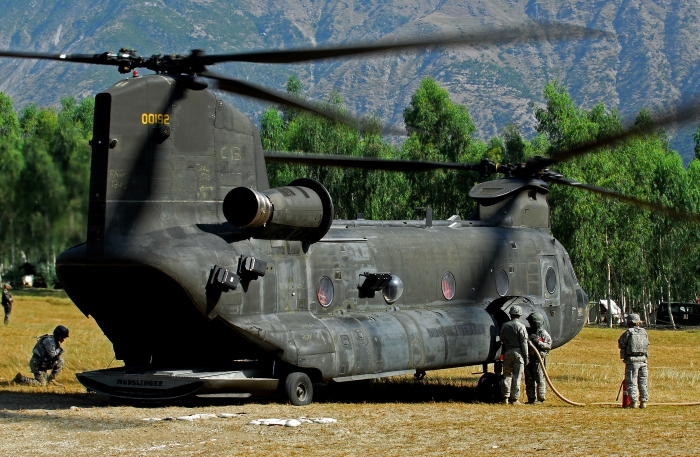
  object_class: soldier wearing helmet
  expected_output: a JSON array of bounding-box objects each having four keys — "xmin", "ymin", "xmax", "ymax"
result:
[
  {"xmin": 2, "ymin": 283, "xmax": 12, "ymax": 324},
  {"xmin": 618, "ymin": 313, "xmax": 649, "ymax": 408},
  {"xmin": 525, "ymin": 312, "xmax": 552, "ymax": 404},
  {"xmin": 499, "ymin": 305, "xmax": 529, "ymax": 405},
  {"xmin": 14, "ymin": 325, "xmax": 69, "ymax": 386}
]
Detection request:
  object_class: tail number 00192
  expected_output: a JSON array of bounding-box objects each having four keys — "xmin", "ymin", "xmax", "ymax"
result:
[{"xmin": 141, "ymin": 113, "xmax": 170, "ymax": 125}]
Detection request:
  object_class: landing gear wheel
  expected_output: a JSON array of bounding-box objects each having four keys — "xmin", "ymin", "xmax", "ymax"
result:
[
  {"xmin": 285, "ymin": 372, "xmax": 313, "ymax": 406},
  {"xmin": 414, "ymin": 371, "xmax": 426, "ymax": 381},
  {"xmin": 476, "ymin": 372, "xmax": 503, "ymax": 403}
]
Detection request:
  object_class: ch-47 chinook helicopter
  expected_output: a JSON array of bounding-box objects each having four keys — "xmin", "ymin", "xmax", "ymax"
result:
[{"xmin": 2, "ymin": 23, "xmax": 696, "ymax": 405}]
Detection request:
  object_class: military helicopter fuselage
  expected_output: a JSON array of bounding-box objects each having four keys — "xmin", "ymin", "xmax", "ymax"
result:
[{"xmin": 56, "ymin": 74, "xmax": 588, "ymax": 403}]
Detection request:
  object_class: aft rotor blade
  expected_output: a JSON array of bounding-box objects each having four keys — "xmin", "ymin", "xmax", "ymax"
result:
[
  {"xmin": 0, "ymin": 50, "xmax": 115, "ymax": 65},
  {"xmin": 202, "ymin": 71, "xmax": 405, "ymax": 135},
  {"xmin": 549, "ymin": 98, "xmax": 700, "ymax": 166},
  {"xmin": 200, "ymin": 23, "xmax": 612, "ymax": 65},
  {"xmin": 546, "ymin": 175, "xmax": 700, "ymax": 223},
  {"xmin": 264, "ymin": 151, "xmax": 482, "ymax": 173}
]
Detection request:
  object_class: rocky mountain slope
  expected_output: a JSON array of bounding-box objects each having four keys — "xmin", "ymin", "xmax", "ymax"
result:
[{"xmin": 0, "ymin": 0, "xmax": 698, "ymax": 160}]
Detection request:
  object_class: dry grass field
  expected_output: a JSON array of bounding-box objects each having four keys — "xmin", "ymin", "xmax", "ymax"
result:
[{"xmin": 1, "ymin": 296, "xmax": 700, "ymax": 456}]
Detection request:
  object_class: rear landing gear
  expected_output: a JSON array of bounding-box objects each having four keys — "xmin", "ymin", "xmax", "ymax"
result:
[{"xmin": 284, "ymin": 372, "xmax": 313, "ymax": 406}]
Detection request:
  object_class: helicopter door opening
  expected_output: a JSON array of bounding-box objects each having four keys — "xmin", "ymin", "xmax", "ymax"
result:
[{"xmin": 540, "ymin": 255, "xmax": 561, "ymax": 340}]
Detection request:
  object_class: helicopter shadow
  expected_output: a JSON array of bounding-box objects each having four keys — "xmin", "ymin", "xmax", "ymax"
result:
[{"xmin": 310, "ymin": 376, "xmax": 482, "ymax": 404}]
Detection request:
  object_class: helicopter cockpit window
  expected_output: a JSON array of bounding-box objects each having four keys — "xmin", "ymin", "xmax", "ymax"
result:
[
  {"xmin": 441, "ymin": 271, "xmax": 456, "ymax": 300},
  {"xmin": 545, "ymin": 267, "xmax": 557, "ymax": 294},
  {"xmin": 382, "ymin": 275, "xmax": 404, "ymax": 304},
  {"xmin": 317, "ymin": 276, "xmax": 334, "ymax": 307},
  {"xmin": 565, "ymin": 254, "xmax": 578, "ymax": 284}
]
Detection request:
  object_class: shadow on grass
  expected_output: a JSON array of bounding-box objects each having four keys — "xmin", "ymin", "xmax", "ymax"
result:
[
  {"xmin": 312, "ymin": 377, "xmax": 480, "ymax": 404},
  {"xmin": 0, "ymin": 390, "xmax": 110, "ymax": 410},
  {"xmin": 0, "ymin": 374, "xmax": 489, "ymax": 410}
]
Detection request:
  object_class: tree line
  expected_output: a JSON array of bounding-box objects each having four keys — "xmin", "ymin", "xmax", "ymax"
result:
[
  {"xmin": 1, "ymin": 78, "xmax": 699, "ymax": 319},
  {"xmin": 0, "ymin": 94, "xmax": 93, "ymax": 285}
]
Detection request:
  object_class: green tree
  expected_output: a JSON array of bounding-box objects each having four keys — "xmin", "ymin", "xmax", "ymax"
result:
[
  {"xmin": 262, "ymin": 77, "xmax": 407, "ymax": 220},
  {"xmin": 501, "ymin": 123, "xmax": 526, "ymax": 164},
  {"xmin": 401, "ymin": 78, "xmax": 482, "ymax": 219},
  {"xmin": 0, "ymin": 93, "xmax": 23, "ymax": 270}
]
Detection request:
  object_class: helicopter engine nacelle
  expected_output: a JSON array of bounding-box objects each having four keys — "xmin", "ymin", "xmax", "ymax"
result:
[{"xmin": 223, "ymin": 178, "xmax": 334, "ymax": 244}]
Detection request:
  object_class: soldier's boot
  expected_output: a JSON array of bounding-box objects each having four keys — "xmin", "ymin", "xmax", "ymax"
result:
[
  {"xmin": 509, "ymin": 399, "xmax": 522, "ymax": 406},
  {"xmin": 624, "ymin": 401, "xmax": 638, "ymax": 409},
  {"xmin": 501, "ymin": 398, "xmax": 510, "ymax": 405},
  {"xmin": 639, "ymin": 402, "xmax": 647, "ymax": 409},
  {"xmin": 13, "ymin": 372, "xmax": 40, "ymax": 385},
  {"xmin": 3, "ymin": 316, "xmax": 8, "ymax": 325},
  {"xmin": 47, "ymin": 375, "xmax": 62, "ymax": 386}
]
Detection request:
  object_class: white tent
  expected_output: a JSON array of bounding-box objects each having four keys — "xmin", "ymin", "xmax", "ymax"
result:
[
  {"xmin": 599, "ymin": 299, "xmax": 620, "ymax": 314},
  {"xmin": 597, "ymin": 299, "xmax": 622, "ymax": 324}
]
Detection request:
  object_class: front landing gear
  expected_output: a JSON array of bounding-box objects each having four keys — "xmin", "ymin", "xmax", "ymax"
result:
[{"xmin": 284, "ymin": 372, "xmax": 313, "ymax": 406}]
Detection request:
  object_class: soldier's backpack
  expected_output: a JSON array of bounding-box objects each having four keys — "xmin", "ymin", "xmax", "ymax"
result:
[
  {"xmin": 626, "ymin": 328, "xmax": 649, "ymax": 356},
  {"xmin": 32, "ymin": 335, "xmax": 50, "ymax": 358}
]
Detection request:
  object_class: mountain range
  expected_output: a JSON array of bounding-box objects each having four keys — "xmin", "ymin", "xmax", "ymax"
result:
[{"xmin": 1, "ymin": 0, "xmax": 698, "ymax": 161}]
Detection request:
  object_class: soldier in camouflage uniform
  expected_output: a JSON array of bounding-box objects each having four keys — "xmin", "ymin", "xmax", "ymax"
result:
[
  {"xmin": 618, "ymin": 313, "xmax": 649, "ymax": 408},
  {"xmin": 2, "ymin": 283, "xmax": 12, "ymax": 325},
  {"xmin": 499, "ymin": 305, "xmax": 529, "ymax": 405},
  {"xmin": 525, "ymin": 312, "xmax": 552, "ymax": 404},
  {"xmin": 14, "ymin": 325, "xmax": 69, "ymax": 386}
]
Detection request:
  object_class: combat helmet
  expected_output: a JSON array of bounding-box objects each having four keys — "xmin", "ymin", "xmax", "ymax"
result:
[
  {"xmin": 53, "ymin": 325, "xmax": 69, "ymax": 340},
  {"xmin": 509, "ymin": 305, "xmax": 522, "ymax": 317},
  {"xmin": 527, "ymin": 312, "xmax": 545, "ymax": 329},
  {"xmin": 626, "ymin": 313, "xmax": 642, "ymax": 326}
]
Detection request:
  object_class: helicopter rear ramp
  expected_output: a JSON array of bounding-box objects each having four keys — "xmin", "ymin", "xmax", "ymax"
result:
[{"xmin": 76, "ymin": 366, "xmax": 278, "ymax": 400}]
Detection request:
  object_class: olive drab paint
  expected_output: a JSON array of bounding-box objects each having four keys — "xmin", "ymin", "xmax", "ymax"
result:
[{"xmin": 56, "ymin": 74, "xmax": 588, "ymax": 401}]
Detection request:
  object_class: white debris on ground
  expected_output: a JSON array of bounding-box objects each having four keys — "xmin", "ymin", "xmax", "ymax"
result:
[
  {"xmin": 141, "ymin": 412, "xmax": 246, "ymax": 421},
  {"xmin": 139, "ymin": 412, "xmax": 337, "ymax": 427},
  {"xmin": 247, "ymin": 417, "xmax": 337, "ymax": 427}
]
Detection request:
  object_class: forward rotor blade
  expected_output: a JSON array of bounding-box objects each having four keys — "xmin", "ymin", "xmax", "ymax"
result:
[
  {"xmin": 202, "ymin": 71, "xmax": 405, "ymax": 135},
  {"xmin": 264, "ymin": 151, "xmax": 481, "ymax": 173},
  {"xmin": 200, "ymin": 23, "xmax": 612, "ymax": 65},
  {"xmin": 550, "ymin": 97, "xmax": 700, "ymax": 165},
  {"xmin": 546, "ymin": 175, "xmax": 700, "ymax": 223}
]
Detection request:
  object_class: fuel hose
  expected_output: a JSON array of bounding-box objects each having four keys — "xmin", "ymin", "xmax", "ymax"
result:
[{"xmin": 529, "ymin": 340, "xmax": 585, "ymax": 407}]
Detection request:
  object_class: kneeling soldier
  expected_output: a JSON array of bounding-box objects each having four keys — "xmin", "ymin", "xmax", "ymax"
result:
[
  {"xmin": 15, "ymin": 325, "xmax": 69, "ymax": 386},
  {"xmin": 525, "ymin": 312, "xmax": 552, "ymax": 404}
]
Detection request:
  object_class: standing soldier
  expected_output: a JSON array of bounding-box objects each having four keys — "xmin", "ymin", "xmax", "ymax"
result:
[
  {"xmin": 525, "ymin": 312, "xmax": 552, "ymax": 404},
  {"xmin": 14, "ymin": 325, "xmax": 69, "ymax": 386},
  {"xmin": 618, "ymin": 313, "xmax": 649, "ymax": 408},
  {"xmin": 2, "ymin": 283, "xmax": 12, "ymax": 325},
  {"xmin": 500, "ymin": 305, "xmax": 529, "ymax": 405}
]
